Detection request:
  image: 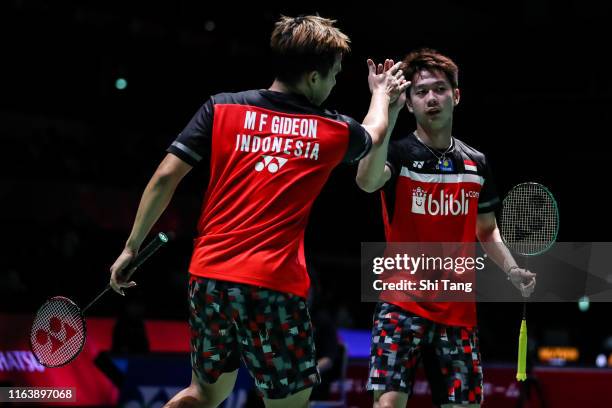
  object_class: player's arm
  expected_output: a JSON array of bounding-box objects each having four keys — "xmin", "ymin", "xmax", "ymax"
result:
[
  {"xmin": 356, "ymin": 95, "xmax": 403, "ymax": 193},
  {"xmin": 109, "ymin": 153, "xmax": 192, "ymax": 294},
  {"xmin": 361, "ymin": 59, "xmax": 408, "ymax": 146},
  {"xmin": 476, "ymin": 211, "xmax": 536, "ymax": 297},
  {"xmin": 356, "ymin": 61, "xmax": 408, "ymax": 193},
  {"xmin": 109, "ymin": 98, "xmax": 212, "ymax": 295}
]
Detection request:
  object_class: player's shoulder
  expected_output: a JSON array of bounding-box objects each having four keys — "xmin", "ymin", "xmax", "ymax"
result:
[
  {"xmin": 389, "ymin": 132, "xmax": 420, "ymax": 154},
  {"xmin": 210, "ymin": 89, "xmax": 344, "ymax": 121},
  {"xmin": 454, "ymin": 137, "xmax": 488, "ymax": 165},
  {"xmin": 209, "ymin": 90, "xmax": 263, "ymax": 105}
]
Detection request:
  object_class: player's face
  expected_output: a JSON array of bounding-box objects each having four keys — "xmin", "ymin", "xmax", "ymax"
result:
[
  {"xmin": 407, "ymin": 69, "xmax": 459, "ymax": 130},
  {"xmin": 311, "ymin": 55, "xmax": 342, "ymax": 106}
]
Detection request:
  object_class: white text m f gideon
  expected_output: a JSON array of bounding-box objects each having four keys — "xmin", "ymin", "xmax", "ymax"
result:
[{"xmin": 243, "ymin": 111, "xmax": 318, "ymax": 138}]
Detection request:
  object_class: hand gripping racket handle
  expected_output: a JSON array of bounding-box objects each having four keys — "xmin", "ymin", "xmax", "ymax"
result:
[
  {"xmin": 123, "ymin": 232, "xmax": 169, "ymax": 280},
  {"xmin": 82, "ymin": 232, "xmax": 169, "ymax": 314},
  {"xmin": 516, "ymin": 319, "xmax": 528, "ymax": 381}
]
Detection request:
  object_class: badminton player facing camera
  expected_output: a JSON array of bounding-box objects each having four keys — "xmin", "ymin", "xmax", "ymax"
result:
[
  {"xmin": 109, "ymin": 15, "xmax": 407, "ymax": 408},
  {"xmin": 356, "ymin": 49, "xmax": 537, "ymax": 407}
]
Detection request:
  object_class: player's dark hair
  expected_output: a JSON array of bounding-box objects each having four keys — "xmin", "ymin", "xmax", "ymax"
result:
[{"xmin": 401, "ymin": 48, "xmax": 459, "ymax": 89}]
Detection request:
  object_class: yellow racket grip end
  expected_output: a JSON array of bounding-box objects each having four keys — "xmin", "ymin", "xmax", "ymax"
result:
[{"xmin": 516, "ymin": 319, "xmax": 527, "ymax": 381}]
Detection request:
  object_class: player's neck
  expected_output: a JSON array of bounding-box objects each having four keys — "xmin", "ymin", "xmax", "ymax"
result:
[
  {"xmin": 269, "ymin": 79, "xmax": 310, "ymax": 102},
  {"xmin": 269, "ymin": 79, "xmax": 291, "ymax": 93},
  {"xmin": 415, "ymin": 122, "xmax": 453, "ymax": 150}
]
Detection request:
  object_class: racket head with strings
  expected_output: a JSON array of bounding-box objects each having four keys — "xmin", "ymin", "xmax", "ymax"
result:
[
  {"xmin": 30, "ymin": 296, "xmax": 86, "ymax": 368},
  {"xmin": 29, "ymin": 232, "xmax": 169, "ymax": 367},
  {"xmin": 499, "ymin": 183, "xmax": 558, "ymax": 382},
  {"xmin": 500, "ymin": 182, "xmax": 559, "ymax": 256}
]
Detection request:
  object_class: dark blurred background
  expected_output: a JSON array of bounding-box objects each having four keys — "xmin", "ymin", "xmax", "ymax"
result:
[{"xmin": 1, "ymin": 0, "xmax": 611, "ymax": 366}]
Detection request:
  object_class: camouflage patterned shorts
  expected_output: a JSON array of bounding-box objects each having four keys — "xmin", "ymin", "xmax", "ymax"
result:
[
  {"xmin": 189, "ymin": 276, "xmax": 320, "ymax": 399},
  {"xmin": 367, "ymin": 302, "xmax": 483, "ymax": 405}
]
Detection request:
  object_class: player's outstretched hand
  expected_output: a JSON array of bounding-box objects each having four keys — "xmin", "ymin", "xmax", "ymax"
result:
[{"xmin": 367, "ymin": 59, "xmax": 410, "ymax": 104}]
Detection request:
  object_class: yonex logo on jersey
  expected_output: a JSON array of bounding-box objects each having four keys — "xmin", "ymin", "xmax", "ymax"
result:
[
  {"xmin": 254, "ymin": 155, "xmax": 288, "ymax": 173},
  {"xmin": 413, "ymin": 161, "xmax": 424, "ymax": 169},
  {"xmin": 412, "ymin": 188, "xmax": 471, "ymax": 216}
]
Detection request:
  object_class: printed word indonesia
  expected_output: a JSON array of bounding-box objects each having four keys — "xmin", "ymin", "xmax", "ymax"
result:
[{"xmin": 235, "ymin": 111, "xmax": 320, "ymax": 160}]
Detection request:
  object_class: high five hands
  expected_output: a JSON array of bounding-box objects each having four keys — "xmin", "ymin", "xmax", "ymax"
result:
[{"xmin": 367, "ymin": 58, "xmax": 411, "ymax": 107}]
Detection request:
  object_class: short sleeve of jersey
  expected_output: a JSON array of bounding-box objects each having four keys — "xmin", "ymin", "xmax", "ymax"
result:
[
  {"xmin": 385, "ymin": 139, "xmax": 403, "ymax": 179},
  {"xmin": 478, "ymin": 155, "xmax": 501, "ymax": 213},
  {"xmin": 166, "ymin": 98, "xmax": 214, "ymax": 167},
  {"xmin": 338, "ymin": 115, "xmax": 372, "ymax": 164}
]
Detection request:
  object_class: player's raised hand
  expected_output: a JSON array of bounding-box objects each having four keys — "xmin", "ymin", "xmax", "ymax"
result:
[
  {"xmin": 367, "ymin": 59, "xmax": 410, "ymax": 104},
  {"xmin": 382, "ymin": 59, "xmax": 410, "ymax": 109}
]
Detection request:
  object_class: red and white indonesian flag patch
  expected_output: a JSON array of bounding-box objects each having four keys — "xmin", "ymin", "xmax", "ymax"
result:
[{"xmin": 464, "ymin": 160, "xmax": 477, "ymax": 172}]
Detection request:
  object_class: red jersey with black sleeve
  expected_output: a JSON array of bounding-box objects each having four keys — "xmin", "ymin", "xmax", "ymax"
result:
[
  {"xmin": 167, "ymin": 90, "xmax": 371, "ymax": 298},
  {"xmin": 381, "ymin": 132, "xmax": 500, "ymax": 327}
]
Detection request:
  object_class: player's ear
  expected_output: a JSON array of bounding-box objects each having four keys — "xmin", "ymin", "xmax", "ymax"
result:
[
  {"xmin": 300, "ymin": 71, "xmax": 319, "ymax": 104},
  {"xmin": 406, "ymin": 94, "xmax": 414, "ymax": 113},
  {"xmin": 454, "ymin": 87, "xmax": 461, "ymax": 107},
  {"xmin": 306, "ymin": 70, "xmax": 318, "ymax": 85}
]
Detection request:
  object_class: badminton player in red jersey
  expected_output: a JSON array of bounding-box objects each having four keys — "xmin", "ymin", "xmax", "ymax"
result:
[
  {"xmin": 109, "ymin": 15, "xmax": 408, "ymax": 408},
  {"xmin": 356, "ymin": 49, "xmax": 536, "ymax": 407}
]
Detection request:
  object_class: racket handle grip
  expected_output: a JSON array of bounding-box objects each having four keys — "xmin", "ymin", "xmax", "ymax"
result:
[
  {"xmin": 125, "ymin": 232, "xmax": 169, "ymax": 279},
  {"xmin": 83, "ymin": 233, "xmax": 169, "ymax": 314},
  {"xmin": 516, "ymin": 319, "xmax": 528, "ymax": 381}
]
